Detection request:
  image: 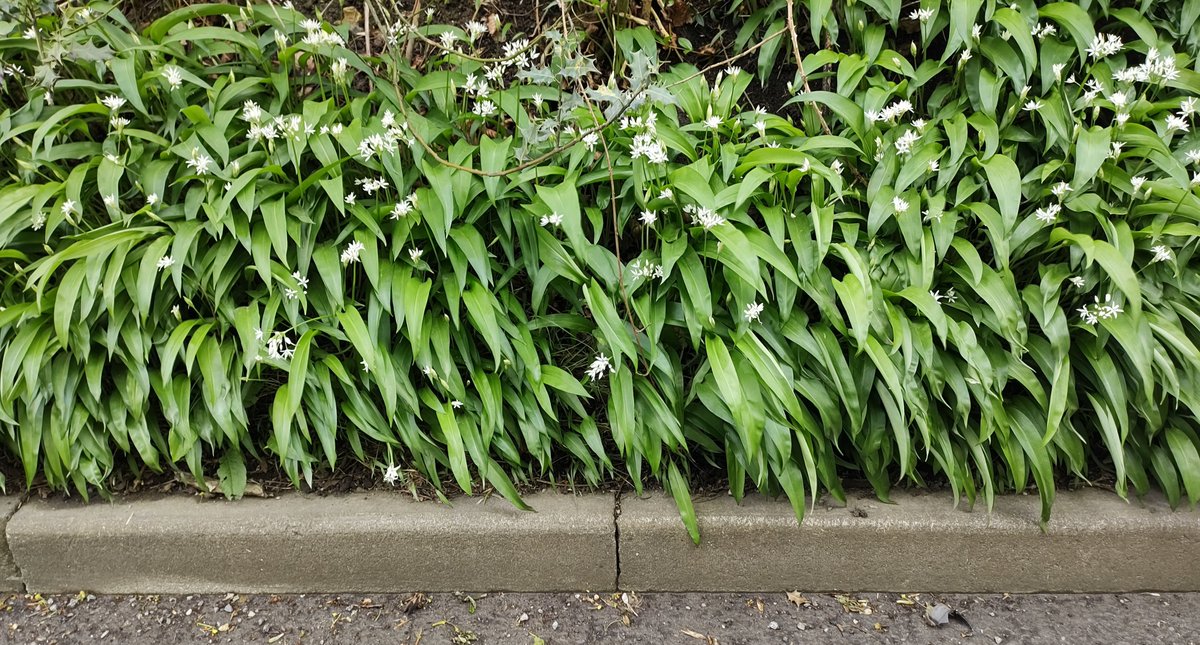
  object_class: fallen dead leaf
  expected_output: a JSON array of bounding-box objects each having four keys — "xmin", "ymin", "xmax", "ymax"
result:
[
  {"xmin": 786, "ymin": 591, "xmax": 809, "ymax": 607},
  {"xmin": 834, "ymin": 595, "xmax": 873, "ymax": 615},
  {"xmin": 681, "ymin": 628, "xmax": 719, "ymax": 644}
]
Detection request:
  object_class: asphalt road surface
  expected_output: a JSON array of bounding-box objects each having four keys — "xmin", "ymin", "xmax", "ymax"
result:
[{"xmin": 2, "ymin": 590, "xmax": 1197, "ymax": 644}]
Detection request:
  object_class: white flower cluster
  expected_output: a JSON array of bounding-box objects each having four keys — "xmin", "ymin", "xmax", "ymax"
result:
[
  {"xmin": 540, "ymin": 212, "xmax": 564, "ymax": 227},
  {"xmin": 241, "ymin": 102, "xmax": 320, "ymax": 144},
  {"xmin": 930, "ymin": 288, "xmax": 957, "ymax": 304},
  {"xmin": 908, "ymin": 8, "xmax": 934, "ymax": 22},
  {"xmin": 586, "ymin": 354, "xmax": 613, "ymax": 380},
  {"xmin": 683, "ymin": 204, "xmax": 725, "ymax": 229},
  {"xmin": 300, "ymin": 19, "xmax": 345, "ymax": 47},
  {"xmin": 744, "ymin": 301, "xmax": 764, "ymax": 322},
  {"xmin": 285, "ymin": 271, "xmax": 309, "ymax": 300},
  {"xmin": 865, "ymin": 99, "xmax": 913, "ymax": 123},
  {"xmin": 391, "ymin": 192, "xmax": 418, "ymax": 220},
  {"xmin": 185, "ymin": 147, "xmax": 214, "ymax": 175},
  {"xmin": 1151, "ymin": 244, "xmax": 1172, "ymax": 262},
  {"xmin": 342, "ymin": 240, "xmax": 365, "ymax": 264},
  {"xmin": 1031, "ymin": 23, "xmax": 1057, "ymax": 40},
  {"xmin": 355, "ymin": 175, "xmax": 390, "ymax": 194},
  {"xmin": 628, "ymin": 259, "xmax": 664, "ymax": 280},
  {"xmin": 1086, "ymin": 33, "xmax": 1123, "ymax": 60},
  {"xmin": 257, "ymin": 329, "xmax": 297, "ymax": 361},
  {"xmin": 1076, "ymin": 294, "xmax": 1123, "ymax": 324},
  {"xmin": 1113, "ymin": 48, "xmax": 1180, "ymax": 84},
  {"xmin": 358, "ymin": 111, "xmax": 413, "ymax": 159},
  {"xmin": 1033, "ymin": 203, "xmax": 1061, "ymax": 224},
  {"xmin": 623, "ymin": 112, "xmax": 668, "ymax": 164},
  {"xmin": 894, "ymin": 128, "xmax": 921, "ymax": 154}
]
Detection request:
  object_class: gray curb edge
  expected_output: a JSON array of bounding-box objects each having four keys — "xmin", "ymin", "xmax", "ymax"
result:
[{"xmin": 2, "ymin": 489, "xmax": 1196, "ymax": 594}]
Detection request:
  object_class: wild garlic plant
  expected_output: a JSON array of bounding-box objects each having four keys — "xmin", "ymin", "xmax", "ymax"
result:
[{"xmin": 1, "ymin": 0, "xmax": 1200, "ymax": 543}]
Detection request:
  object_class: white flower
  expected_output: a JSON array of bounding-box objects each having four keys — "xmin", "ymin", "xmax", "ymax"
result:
[
  {"xmin": 894, "ymin": 129, "xmax": 920, "ymax": 154},
  {"xmin": 640, "ymin": 210, "xmax": 657, "ymax": 226},
  {"xmin": 692, "ymin": 206, "xmax": 725, "ymax": 229},
  {"xmin": 1086, "ymin": 33, "xmax": 1123, "ymax": 60},
  {"xmin": 703, "ymin": 115, "xmax": 722, "ymax": 129},
  {"xmin": 185, "ymin": 148, "xmax": 213, "ymax": 175},
  {"xmin": 1115, "ymin": 112, "xmax": 1130, "ymax": 126},
  {"xmin": 157, "ymin": 255, "xmax": 174, "ymax": 270},
  {"xmin": 725, "ymin": 66, "xmax": 742, "ymax": 76},
  {"xmin": 382, "ymin": 464, "xmax": 401, "ymax": 485},
  {"xmin": 1052, "ymin": 63, "xmax": 1066, "ymax": 80},
  {"xmin": 331, "ymin": 57, "xmax": 348, "ymax": 83},
  {"xmin": 629, "ymin": 259, "xmax": 664, "ymax": 280},
  {"xmin": 1131, "ymin": 176, "xmax": 1148, "ymax": 193},
  {"xmin": 1110, "ymin": 91, "xmax": 1128, "ymax": 108},
  {"xmin": 582, "ymin": 132, "xmax": 599, "ymax": 151},
  {"xmin": 408, "ymin": 247, "xmax": 424, "ymax": 262},
  {"xmin": 1166, "ymin": 114, "xmax": 1189, "ymax": 133},
  {"xmin": 146, "ymin": 193, "xmax": 159, "ymax": 206},
  {"xmin": 171, "ymin": 304, "xmax": 180, "ymax": 318},
  {"xmin": 451, "ymin": 400, "xmax": 464, "ymax": 409},
  {"xmin": 101, "ymin": 95, "xmax": 126, "ymax": 111},
  {"xmin": 292, "ymin": 270, "xmax": 309, "ymax": 292},
  {"xmin": 928, "ymin": 159, "xmax": 939, "ymax": 172},
  {"xmin": 1034, "ymin": 203, "xmax": 1061, "ymax": 224},
  {"xmin": 61, "ymin": 199, "xmax": 76, "ymax": 215},
  {"xmin": 1023, "ymin": 100, "xmax": 1042, "ymax": 112},
  {"xmin": 341, "ymin": 240, "xmax": 365, "ymax": 263},
  {"xmin": 531, "ymin": 94, "xmax": 544, "ymax": 109},
  {"xmin": 658, "ymin": 188, "xmax": 674, "ymax": 200},
  {"xmin": 102, "ymin": 194, "xmax": 116, "ymax": 207},
  {"xmin": 630, "ymin": 132, "xmax": 668, "ymax": 164},
  {"xmin": 473, "ymin": 100, "xmax": 497, "ymax": 118},
  {"xmin": 1069, "ymin": 276, "xmax": 1086, "ymax": 288},
  {"xmin": 1109, "ymin": 142, "xmax": 1125, "ymax": 160},
  {"xmin": 109, "ymin": 115, "xmax": 130, "ymax": 130},
  {"xmin": 893, "ymin": 195, "xmax": 910, "ymax": 213},
  {"xmin": 1051, "ymin": 182, "xmax": 1072, "ymax": 199},
  {"xmin": 908, "ymin": 8, "xmax": 934, "ymax": 22},
  {"xmin": 241, "ymin": 100, "xmax": 262, "ymax": 122},
  {"xmin": 1151, "ymin": 245, "xmax": 1172, "ymax": 262},
  {"xmin": 1182, "ymin": 97, "xmax": 1198, "ymax": 115},
  {"xmin": 1077, "ymin": 293, "xmax": 1123, "ymax": 324},
  {"xmin": 465, "ymin": 20, "xmax": 487, "ymax": 39},
  {"xmin": 104, "ymin": 153, "xmax": 121, "ymax": 165},
  {"xmin": 163, "ymin": 65, "xmax": 183, "ymax": 90},
  {"xmin": 540, "ymin": 212, "xmax": 564, "ymax": 227},
  {"xmin": 585, "ymin": 354, "xmax": 614, "ymax": 380},
  {"xmin": 1186, "ymin": 150, "xmax": 1200, "ymax": 165},
  {"xmin": 744, "ymin": 301, "xmax": 764, "ymax": 322},
  {"xmin": 830, "ymin": 159, "xmax": 844, "ymax": 175},
  {"xmin": 1032, "ymin": 23, "xmax": 1057, "ymax": 39},
  {"xmin": 1193, "ymin": 172, "xmax": 1200, "ymax": 185},
  {"xmin": 30, "ymin": 211, "xmax": 46, "ymax": 230},
  {"xmin": 972, "ymin": 24, "xmax": 982, "ymax": 39},
  {"xmin": 798, "ymin": 158, "xmax": 811, "ymax": 173},
  {"xmin": 959, "ymin": 49, "xmax": 973, "ymax": 64}
]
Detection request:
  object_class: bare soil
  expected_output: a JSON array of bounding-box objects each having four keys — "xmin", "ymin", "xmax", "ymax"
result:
[{"xmin": 2, "ymin": 590, "xmax": 1197, "ymax": 644}]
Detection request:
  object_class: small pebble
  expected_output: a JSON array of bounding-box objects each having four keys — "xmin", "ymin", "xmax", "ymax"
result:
[
  {"xmin": 768, "ymin": 621, "xmax": 779, "ymax": 630},
  {"xmin": 797, "ymin": 622, "xmax": 807, "ymax": 631},
  {"xmin": 552, "ymin": 621, "xmax": 559, "ymax": 630}
]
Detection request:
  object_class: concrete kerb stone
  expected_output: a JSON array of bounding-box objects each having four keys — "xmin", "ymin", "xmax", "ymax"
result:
[
  {"xmin": 617, "ymin": 489, "xmax": 1200, "ymax": 593},
  {"xmin": 0, "ymin": 497, "xmax": 22, "ymax": 591},
  {"xmin": 6, "ymin": 491, "xmax": 616, "ymax": 594}
]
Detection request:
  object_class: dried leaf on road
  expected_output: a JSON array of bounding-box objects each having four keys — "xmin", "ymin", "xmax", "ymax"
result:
[
  {"xmin": 786, "ymin": 591, "xmax": 809, "ymax": 607},
  {"xmin": 834, "ymin": 595, "xmax": 872, "ymax": 614},
  {"xmin": 681, "ymin": 628, "xmax": 719, "ymax": 644}
]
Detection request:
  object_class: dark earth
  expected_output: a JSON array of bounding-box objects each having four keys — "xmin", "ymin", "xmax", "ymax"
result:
[{"xmin": 2, "ymin": 591, "xmax": 1197, "ymax": 644}]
